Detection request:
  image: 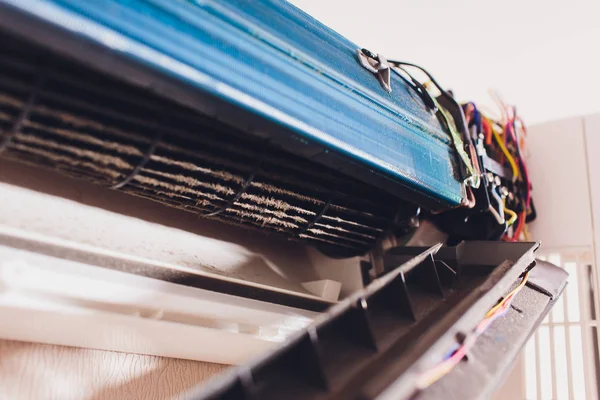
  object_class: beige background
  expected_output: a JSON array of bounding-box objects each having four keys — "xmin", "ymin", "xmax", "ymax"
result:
[
  {"xmin": 291, "ymin": 0, "xmax": 600, "ymax": 125},
  {"xmin": 0, "ymin": 340, "xmax": 226, "ymax": 400}
]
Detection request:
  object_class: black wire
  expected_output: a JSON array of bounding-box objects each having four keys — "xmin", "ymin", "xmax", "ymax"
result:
[
  {"xmin": 387, "ymin": 60, "xmax": 453, "ymax": 101},
  {"xmin": 390, "ymin": 67, "xmax": 437, "ymax": 112},
  {"xmin": 387, "ymin": 60, "xmax": 471, "ymax": 141},
  {"xmin": 511, "ymin": 106, "xmax": 531, "ymax": 208},
  {"xmin": 359, "ymin": 49, "xmax": 437, "ymax": 112}
]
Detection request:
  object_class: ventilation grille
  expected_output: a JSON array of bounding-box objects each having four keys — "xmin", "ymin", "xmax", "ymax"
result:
[
  {"xmin": 191, "ymin": 241, "xmax": 543, "ymax": 400},
  {"xmin": 0, "ymin": 31, "xmax": 408, "ymax": 253}
]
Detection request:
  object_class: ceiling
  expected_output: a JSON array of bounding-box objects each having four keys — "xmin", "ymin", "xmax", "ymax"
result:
[{"xmin": 290, "ymin": 0, "xmax": 600, "ymax": 124}]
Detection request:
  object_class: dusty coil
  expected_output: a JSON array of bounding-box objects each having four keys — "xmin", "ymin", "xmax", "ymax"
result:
[{"xmin": 0, "ymin": 31, "xmax": 408, "ymax": 253}]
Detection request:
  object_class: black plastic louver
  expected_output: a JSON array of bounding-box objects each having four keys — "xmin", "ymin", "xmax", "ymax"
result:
[
  {"xmin": 190, "ymin": 241, "xmax": 567, "ymax": 400},
  {"xmin": 0, "ymin": 30, "xmax": 417, "ymax": 255}
]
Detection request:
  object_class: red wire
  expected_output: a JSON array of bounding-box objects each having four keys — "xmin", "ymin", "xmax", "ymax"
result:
[
  {"xmin": 482, "ymin": 118, "xmax": 492, "ymax": 146},
  {"xmin": 512, "ymin": 211, "xmax": 526, "ymax": 241},
  {"xmin": 504, "ymin": 107, "xmax": 530, "ymax": 241},
  {"xmin": 517, "ymin": 119, "xmax": 532, "ymax": 208}
]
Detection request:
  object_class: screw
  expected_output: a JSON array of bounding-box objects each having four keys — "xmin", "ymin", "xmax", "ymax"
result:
[{"xmin": 361, "ymin": 48, "xmax": 378, "ymax": 59}]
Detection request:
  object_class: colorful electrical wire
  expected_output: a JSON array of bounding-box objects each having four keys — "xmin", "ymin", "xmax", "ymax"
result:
[
  {"xmin": 463, "ymin": 93, "xmax": 532, "ymax": 242},
  {"xmin": 506, "ymin": 108, "xmax": 531, "ymax": 241},
  {"xmin": 386, "ymin": 61, "xmax": 532, "ymax": 241},
  {"xmin": 416, "ymin": 271, "xmax": 530, "ymax": 390},
  {"xmin": 503, "ymin": 199, "xmax": 518, "ymax": 227},
  {"xmin": 490, "ymin": 121, "xmax": 520, "ymax": 180}
]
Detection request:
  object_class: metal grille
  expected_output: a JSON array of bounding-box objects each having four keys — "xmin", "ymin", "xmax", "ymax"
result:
[
  {"xmin": 0, "ymin": 31, "xmax": 409, "ymax": 253},
  {"xmin": 524, "ymin": 248, "xmax": 600, "ymax": 400}
]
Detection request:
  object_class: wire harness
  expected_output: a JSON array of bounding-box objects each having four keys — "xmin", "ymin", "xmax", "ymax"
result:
[{"xmin": 416, "ymin": 271, "xmax": 530, "ymax": 389}]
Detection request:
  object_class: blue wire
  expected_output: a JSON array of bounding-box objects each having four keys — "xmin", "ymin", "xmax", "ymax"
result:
[{"xmin": 463, "ymin": 101, "xmax": 481, "ymax": 133}]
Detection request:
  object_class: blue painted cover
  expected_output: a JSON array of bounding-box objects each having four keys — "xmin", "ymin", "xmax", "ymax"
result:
[{"xmin": 0, "ymin": 0, "xmax": 464, "ymax": 206}]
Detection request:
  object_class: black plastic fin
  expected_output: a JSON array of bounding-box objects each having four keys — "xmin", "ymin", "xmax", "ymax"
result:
[{"xmin": 411, "ymin": 254, "xmax": 444, "ymax": 297}]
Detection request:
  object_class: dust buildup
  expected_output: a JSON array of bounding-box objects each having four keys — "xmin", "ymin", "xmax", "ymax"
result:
[{"xmin": 0, "ymin": 34, "xmax": 405, "ymax": 251}]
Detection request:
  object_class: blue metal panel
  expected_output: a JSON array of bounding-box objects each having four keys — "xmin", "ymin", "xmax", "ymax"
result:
[{"xmin": 0, "ymin": 0, "xmax": 464, "ymax": 206}]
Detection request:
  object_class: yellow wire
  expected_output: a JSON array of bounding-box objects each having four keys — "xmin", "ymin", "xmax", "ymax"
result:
[
  {"xmin": 417, "ymin": 360, "xmax": 455, "ymax": 389},
  {"xmin": 523, "ymin": 224, "xmax": 531, "ymax": 241},
  {"xmin": 503, "ymin": 198, "xmax": 518, "ymax": 227},
  {"xmin": 504, "ymin": 207, "xmax": 517, "ymax": 227},
  {"xmin": 489, "ymin": 89, "xmax": 509, "ymax": 125},
  {"xmin": 485, "ymin": 271, "xmax": 530, "ymax": 318},
  {"xmin": 431, "ymin": 96, "xmax": 480, "ymax": 188},
  {"xmin": 489, "ymin": 120, "xmax": 520, "ymax": 180},
  {"xmin": 416, "ymin": 272, "xmax": 531, "ymax": 389}
]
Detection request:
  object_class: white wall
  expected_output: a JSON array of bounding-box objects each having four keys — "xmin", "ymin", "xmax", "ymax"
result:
[
  {"xmin": 290, "ymin": 0, "xmax": 600, "ymax": 124},
  {"xmin": 584, "ymin": 113, "xmax": 600, "ymax": 264},
  {"xmin": 527, "ymin": 117, "xmax": 594, "ymax": 248}
]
